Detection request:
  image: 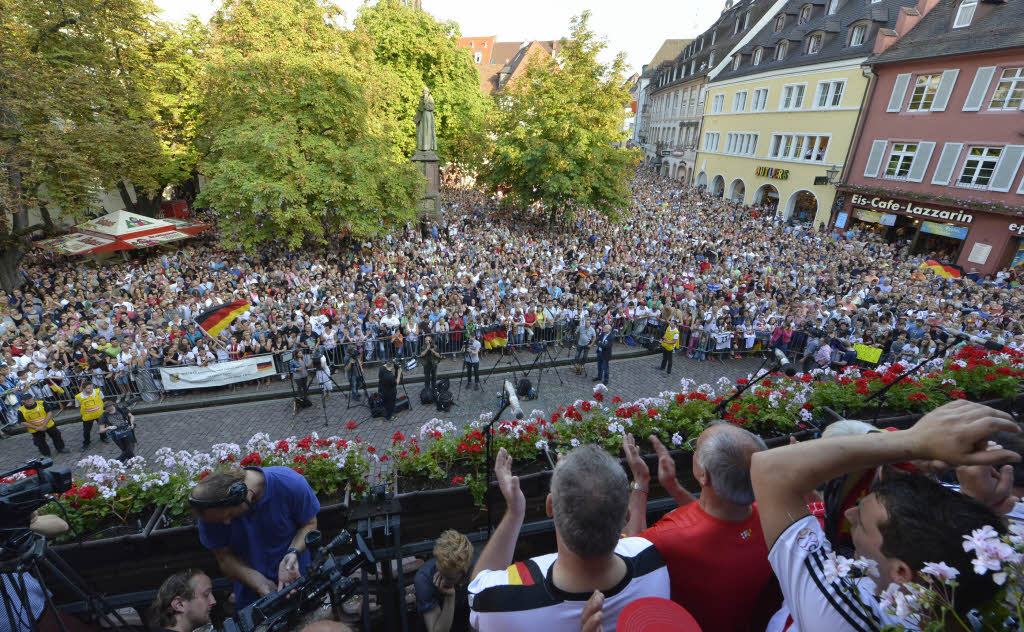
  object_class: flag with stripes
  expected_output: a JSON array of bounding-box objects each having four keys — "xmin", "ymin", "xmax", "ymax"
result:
[{"xmin": 195, "ymin": 299, "xmax": 251, "ymax": 337}]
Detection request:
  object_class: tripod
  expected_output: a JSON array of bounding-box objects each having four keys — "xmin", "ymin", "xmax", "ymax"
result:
[
  {"xmin": 482, "ymin": 343, "xmax": 527, "ymax": 387},
  {"xmin": 524, "ymin": 341, "xmax": 565, "ymax": 398},
  {"xmin": 0, "ymin": 531, "xmax": 129, "ymax": 632}
]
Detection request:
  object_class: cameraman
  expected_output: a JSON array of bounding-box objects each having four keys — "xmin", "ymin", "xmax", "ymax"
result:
[
  {"xmin": 377, "ymin": 359, "xmax": 402, "ymax": 421},
  {"xmin": 97, "ymin": 400, "xmax": 136, "ymax": 462},
  {"xmin": 290, "ymin": 350, "xmax": 313, "ymax": 411},
  {"xmin": 574, "ymin": 319, "xmax": 596, "ymax": 371},
  {"xmin": 343, "ymin": 346, "xmax": 364, "ymax": 401},
  {"xmin": 463, "ymin": 333, "xmax": 481, "ymax": 391},
  {"xmin": 419, "ymin": 336, "xmax": 441, "ymax": 392}
]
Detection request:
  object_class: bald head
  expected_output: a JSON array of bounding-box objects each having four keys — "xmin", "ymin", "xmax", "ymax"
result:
[{"xmin": 694, "ymin": 422, "xmax": 766, "ymax": 506}]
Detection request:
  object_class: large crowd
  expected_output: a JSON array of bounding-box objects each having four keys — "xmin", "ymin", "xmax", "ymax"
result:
[{"xmin": 2, "ymin": 167, "xmax": 1022, "ymax": 430}]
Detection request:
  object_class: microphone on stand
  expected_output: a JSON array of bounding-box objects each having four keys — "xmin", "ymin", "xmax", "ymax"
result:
[
  {"xmin": 502, "ymin": 380, "xmax": 525, "ymax": 420},
  {"xmin": 773, "ymin": 348, "xmax": 797, "ymax": 376},
  {"xmin": 929, "ymin": 323, "xmax": 1006, "ymax": 352}
]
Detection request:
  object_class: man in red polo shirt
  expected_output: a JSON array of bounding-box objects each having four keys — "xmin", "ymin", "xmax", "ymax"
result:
[{"xmin": 622, "ymin": 426, "xmax": 779, "ymax": 632}]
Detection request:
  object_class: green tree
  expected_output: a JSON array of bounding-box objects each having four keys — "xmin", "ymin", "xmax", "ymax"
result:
[
  {"xmin": 480, "ymin": 11, "xmax": 639, "ymax": 226},
  {"xmin": 196, "ymin": 0, "xmax": 423, "ymax": 249},
  {"xmin": 0, "ymin": 0, "xmax": 168, "ymax": 291},
  {"xmin": 353, "ymin": 0, "xmax": 489, "ymax": 168}
]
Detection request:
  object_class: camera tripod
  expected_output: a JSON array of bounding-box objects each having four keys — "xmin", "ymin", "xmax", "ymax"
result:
[
  {"xmin": 0, "ymin": 531, "xmax": 129, "ymax": 632},
  {"xmin": 523, "ymin": 339, "xmax": 565, "ymax": 398},
  {"xmin": 481, "ymin": 342, "xmax": 527, "ymax": 387}
]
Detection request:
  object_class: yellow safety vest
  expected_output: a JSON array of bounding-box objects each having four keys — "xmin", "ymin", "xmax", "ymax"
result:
[
  {"xmin": 76, "ymin": 390, "xmax": 104, "ymax": 421},
  {"xmin": 19, "ymin": 401, "xmax": 53, "ymax": 433},
  {"xmin": 661, "ymin": 326, "xmax": 680, "ymax": 351}
]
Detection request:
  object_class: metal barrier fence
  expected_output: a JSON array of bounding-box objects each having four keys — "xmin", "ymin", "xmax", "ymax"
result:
[{"xmin": 1, "ymin": 320, "xmax": 836, "ymax": 429}]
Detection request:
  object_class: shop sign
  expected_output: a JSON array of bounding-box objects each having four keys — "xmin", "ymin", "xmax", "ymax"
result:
[
  {"xmin": 850, "ymin": 194, "xmax": 973, "ymax": 224},
  {"xmin": 919, "ymin": 220, "xmax": 969, "ymax": 240},
  {"xmin": 853, "ymin": 209, "xmax": 897, "ymax": 226},
  {"xmin": 755, "ymin": 166, "xmax": 789, "ymax": 180},
  {"xmin": 1009, "ymin": 223, "xmax": 1024, "ymax": 236}
]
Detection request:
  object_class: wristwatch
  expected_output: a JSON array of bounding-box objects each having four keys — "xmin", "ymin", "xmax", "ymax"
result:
[
  {"xmin": 285, "ymin": 547, "xmax": 300, "ymax": 558},
  {"xmin": 630, "ymin": 481, "xmax": 648, "ymax": 494}
]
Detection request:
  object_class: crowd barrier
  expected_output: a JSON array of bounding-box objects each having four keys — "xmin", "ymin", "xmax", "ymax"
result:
[{"xmin": 1, "ymin": 320, "xmax": 907, "ymax": 429}]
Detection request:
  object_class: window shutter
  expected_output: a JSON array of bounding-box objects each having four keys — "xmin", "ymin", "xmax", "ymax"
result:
[
  {"xmin": 887, "ymin": 73, "xmax": 912, "ymax": 112},
  {"xmin": 907, "ymin": 142, "xmax": 935, "ymax": 182},
  {"xmin": 962, "ymin": 66, "xmax": 996, "ymax": 111},
  {"xmin": 930, "ymin": 69, "xmax": 959, "ymax": 111},
  {"xmin": 931, "ymin": 143, "xmax": 964, "ymax": 185},
  {"xmin": 864, "ymin": 140, "xmax": 888, "ymax": 178},
  {"xmin": 988, "ymin": 145, "xmax": 1024, "ymax": 192},
  {"xmin": 1018, "ymin": 170, "xmax": 1024, "ymax": 194}
]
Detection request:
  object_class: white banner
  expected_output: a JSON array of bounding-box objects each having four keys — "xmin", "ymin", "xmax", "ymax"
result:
[{"xmin": 159, "ymin": 356, "xmax": 277, "ymax": 390}]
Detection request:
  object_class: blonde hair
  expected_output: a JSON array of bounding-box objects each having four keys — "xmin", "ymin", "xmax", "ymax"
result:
[{"xmin": 432, "ymin": 530, "xmax": 473, "ymax": 577}]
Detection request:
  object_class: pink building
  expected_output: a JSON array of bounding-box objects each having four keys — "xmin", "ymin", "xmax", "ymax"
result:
[{"xmin": 838, "ymin": 0, "xmax": 1024, "ymax": 276}]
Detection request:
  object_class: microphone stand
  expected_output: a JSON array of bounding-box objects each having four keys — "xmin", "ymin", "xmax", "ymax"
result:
[
  {"xmin": 862, "ymin": 335, "xmax": 958, "ymax": 424},
  {"xmin": 484, "ymin": 396, "xmax": 512, "ymax": 536},
  {"xmin": 713, "ymin": 353, "xmax": 778, "ymax": 416}
]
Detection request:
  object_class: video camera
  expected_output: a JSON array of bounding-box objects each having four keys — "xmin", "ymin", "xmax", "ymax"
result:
[
  {"xmin": 222, "ymin": 529, "xmax": 375, "ymax": 632},
  {"xmin": 0, "ymin": 458, "xmax": 72, "ymax": 532}
]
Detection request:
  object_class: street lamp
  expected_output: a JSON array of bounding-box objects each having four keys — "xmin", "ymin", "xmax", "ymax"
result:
[{"xmin": 825, "ymin": 166, "xmax": 841, "ymax": 184}]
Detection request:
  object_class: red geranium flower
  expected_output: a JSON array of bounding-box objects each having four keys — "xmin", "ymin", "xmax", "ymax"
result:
[
  {"xmin": 647, "ymin": 409, "xmax": 658, "ymax": 418},
  {"xmin": 611, "ymin": 396, "xmax": 622, "ymax": 404},
  {"xmin": 240, "ymin": 452, "xmax": 263, "ymax": 467},
  {"xmin": 392, "ymin": 431, "xmax": 406, "ymax": 445},
  {"xmin": 950, "ymin": 390, "xmax": 967, "ymax": 399},
  {"xmin": 346, "ymin": 421, "xmax": 358, "ymax": 430},
  {"xmin": 451, "ymin": 477, "xmax": 465, "ymax": 486},
  {"xmin": 736, "ymin": 378, "xmax": 749, "ymax": 385},
  {"xmin": 593, "ymin": 392, "xmax": 604, "ymax": 402},
  {"xmin": 802, "ymin": 403, "xmax": 813, "ymax": 410},
  {"xmin": 292, "ymin": 467, "xmax": 304, "ymax": 475},
  {"xmin": 366, "ymin": 446, "xmax": 376, "ymax": 453},
  {"xmin": 907, "ymin": 392, "xmax": 929, "ymax": 402},
  {"xmin": 199, "ymin": 471, "xmax": 212, "ymax": 480},
  {"xmin": 78, "ymin": 485, "xmax": 98, "ymax": 500},
  {"xmin": 275, "ymin": 440, "xmax": 290, "ymax": 453},
  {"xmin": 675, "ymin": 393, "xmax": 686, "ymax": 404},
  {"xmin": 581, "ymin": 401, "xmax": 593, "ymax": 413}
]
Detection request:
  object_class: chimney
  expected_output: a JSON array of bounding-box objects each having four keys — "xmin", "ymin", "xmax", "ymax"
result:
[{"xmin": 874, "ymin": 0, "xmax": 943, "ymax": 54}]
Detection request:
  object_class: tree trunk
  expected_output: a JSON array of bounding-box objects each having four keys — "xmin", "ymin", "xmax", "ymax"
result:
[
  {"xmin": 0, "ymin": 242, "xmax": 24, "ymax": 292},
  {"xmin": 134, "ymin": 191, "xmax": 163, "ymax": 217},
  {"xmin": 117, "ymin": 180, "xmax": 138, "ymax": 213},
  {"xmin": 38, "ymin": 200, "xmax": 55, "ymax": 233}
]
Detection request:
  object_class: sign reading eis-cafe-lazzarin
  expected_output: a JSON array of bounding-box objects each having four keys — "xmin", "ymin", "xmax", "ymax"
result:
[
  {"xmin": 755, "ymin": 166, "xmax": 789, "ymax": 180},
  {"xmin": 850, "ymin": 194, "xmax": 974, "ymax": 224}
]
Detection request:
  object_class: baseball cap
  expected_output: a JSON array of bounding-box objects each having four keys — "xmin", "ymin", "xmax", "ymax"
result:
[{"xmin": 616, "ymin": 597, "xmax": 701, "ymax": 632}]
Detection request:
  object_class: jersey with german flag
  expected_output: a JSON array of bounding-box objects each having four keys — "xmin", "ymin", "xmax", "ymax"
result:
[{"xmin": 468, "ymin": 537, "xmax": 669, "ymax": 632}]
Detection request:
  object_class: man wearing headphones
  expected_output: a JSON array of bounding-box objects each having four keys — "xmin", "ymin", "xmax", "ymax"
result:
[{"xmin": 190, "ymin": 466, "xmax": 320, "ymax": 609}]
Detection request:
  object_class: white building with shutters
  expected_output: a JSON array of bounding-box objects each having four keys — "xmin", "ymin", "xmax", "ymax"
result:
[{"xmin": 839, "ymin": 0, "xmax": 1024, "ymax": 276}]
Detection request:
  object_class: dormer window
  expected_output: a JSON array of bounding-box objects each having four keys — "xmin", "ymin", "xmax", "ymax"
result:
[
  {"xmin": 953, "ymin": 0, "xmax": 977, "ymax": 28},
  {"xmin": 753, "ymin": 47, "xmax": 764, "ymax": 65},
  {"xmin": 732, "ymin": 55, "xmax": 742, "ymax": 70},
  {"xmin": 799, "ymin": 5, "xmax": 813, "ymax": 24},
  {"xmin": 776, "ymin": 41, "xmax": 789, "ymax": 61},
  {"xmin": 849, "ymin": 23, "xmax": 867, "ymax": 46},
  {"xmin": 709, "ymin": 51, "xmax": 716, "ymax": 66},
  {"xmin": 806, "ymin": 32, "xmax": 823, "ymax": 54},
  {"xmin": 711, "ymin": 30, "xmax": 718, "ymax": 45},
  {"xmin": 774, "ymin": 14, "xmax": 786, "ymax": 31},
  {"xmin": 827, "ymin": 0, "xmax": 840, "ymax": 15}
]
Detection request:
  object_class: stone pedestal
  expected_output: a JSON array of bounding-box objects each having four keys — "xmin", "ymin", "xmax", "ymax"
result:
[{"xmin": 411, "ymin": 149, "xmax": 440, "ymax": 221}]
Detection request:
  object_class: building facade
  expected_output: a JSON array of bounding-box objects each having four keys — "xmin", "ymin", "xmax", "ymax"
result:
[
  {"xmin": 695, "ymin": 0, "xmax": 931, "ymax": 225},
  {"xmin": 838, "ymin": 0, "xmax": 1024, "ymax": 276},
  {"xmin": 640, "ymin": 0, "xmax": 785, "ymax": 183},
  {"xmin": 633, "ymin": 40, "xmax": 691, "ymax": 155},
  {"xmin": 457, "ymin": 37, "xmax": 565, "ymax": 95}
]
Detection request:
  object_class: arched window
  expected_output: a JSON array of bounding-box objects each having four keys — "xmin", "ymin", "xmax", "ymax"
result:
[
  {"xmin": 776, "ymin": 41, "xmax": 789, "ymax": 61},
  {"xmin": 799, "ymin": 4, "xmax": 813, "ymax": 24},
  {"xmin": 753, "ymin": 47, "xmax": 763, "ymax": 65},
  {"xmin": 953, "ymin": 0, "xmax": 977, "ymax": 28},
  {"xmin": 806, "ymin": 32, "xmax": 823, "ymax": 54},
  {"xmin": 774, "ymin": 14, "xmax": 785, "ymax": 31},
  {"xmin": 732, "ymin": 55, "xmax": 742, "ymax": 70},
  {"xmin": 849, "ymin": 23, "xmax": 868, "ymax": 46}
]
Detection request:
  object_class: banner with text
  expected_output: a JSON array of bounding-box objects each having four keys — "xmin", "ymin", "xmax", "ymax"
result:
[{"xmin": 159, "ymin": 356, "xmax": 277, "ymax": 390}]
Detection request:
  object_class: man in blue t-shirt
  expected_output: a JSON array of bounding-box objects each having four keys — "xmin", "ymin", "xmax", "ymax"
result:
[{"xmin": 191, "ymin": 466, "xmax": 320, "ymax": 608}]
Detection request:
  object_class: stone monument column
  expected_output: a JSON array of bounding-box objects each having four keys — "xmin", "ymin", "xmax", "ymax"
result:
[{"xmin": 412, "ymin": 86, "xmax": 441, "ymax": 222}]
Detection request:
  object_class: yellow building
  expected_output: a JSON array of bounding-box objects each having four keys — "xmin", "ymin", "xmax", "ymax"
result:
[{"xmin": 695, "ymin": 0, "xmax": 925, "ymax": 225}]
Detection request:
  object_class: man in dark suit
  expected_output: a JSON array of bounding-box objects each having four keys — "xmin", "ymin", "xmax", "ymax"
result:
[
  {"xmin": 378, "ymin": 360, "xmax": 402, "ymax": 421},
  {"xmin": 594, "ymin": 324, "xmax": 613, "ymax": 386}
]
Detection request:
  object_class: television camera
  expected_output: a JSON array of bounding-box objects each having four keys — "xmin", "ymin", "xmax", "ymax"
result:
[{"xmin": 222, "ymin": 529, "xmax": 376, "ymax": 632}]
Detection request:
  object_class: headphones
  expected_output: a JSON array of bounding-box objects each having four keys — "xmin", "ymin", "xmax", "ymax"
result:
[{"xmin": 188, "ymin": 475, "xmax": 252, "ymax": 510}]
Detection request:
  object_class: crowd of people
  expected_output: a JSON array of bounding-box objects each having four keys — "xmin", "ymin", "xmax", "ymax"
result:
[{"xmin": 3, "ymin": 167, "xmax": 1022, "ymax": 444}]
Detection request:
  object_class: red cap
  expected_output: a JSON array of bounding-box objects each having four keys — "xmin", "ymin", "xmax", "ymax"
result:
[{"xmin": 616, "ymin": 597, "xmax": 702, "ymax": 632}]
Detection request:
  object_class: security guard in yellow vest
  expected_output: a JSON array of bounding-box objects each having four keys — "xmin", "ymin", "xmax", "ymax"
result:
[
  {"xmin": 657, "ymin": 318, "xmax": 681, "ymax": 375},
  {"xmin": 18, "ymin": 393, "xmax": 68, "ymax": 456},
  {"xmin": 75, "ymin": 382, "xmax": 105, "ymax": 452}
]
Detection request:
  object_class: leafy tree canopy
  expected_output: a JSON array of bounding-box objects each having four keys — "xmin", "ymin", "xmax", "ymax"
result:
[
  {"xmin": 479, "ymin": 11, "xmax": 639, "ymax": 225},
  {"xmin": 353, "ymin": 0, "xmax": 489, "ymax": 169},
  {"xmin": 196, "ymin": 0, "xmax": 422, "ymax": 249}
]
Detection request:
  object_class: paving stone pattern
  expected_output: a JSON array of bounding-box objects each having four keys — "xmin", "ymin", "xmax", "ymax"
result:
[{"xmin": 0, "ymin": 348, "xmax": 762, "ymax": 476}]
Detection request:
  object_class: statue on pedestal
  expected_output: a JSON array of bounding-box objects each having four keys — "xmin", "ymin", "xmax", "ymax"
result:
[{"xmin": 414, "ymin": 86, "xmax": 437, "ymax": 153}]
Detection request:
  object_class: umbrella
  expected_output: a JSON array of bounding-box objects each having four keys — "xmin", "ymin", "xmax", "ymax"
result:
[{"xmin": 35, "ymin": 210, "xmax": 210, "ymax": 255}]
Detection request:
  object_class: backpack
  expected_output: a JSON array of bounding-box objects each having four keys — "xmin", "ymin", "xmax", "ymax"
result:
[
  {"xmin": 436, "ymin": 390, "xmax": 453, "ymax": 412},
  {"xmin": 420, "ymin": 386, "xmax": 436, "ymax": 405},
  {"xmin": 436, "ymin": 378, "xmax": 451, "ymax": 393},
  {"xmin": 369, "ymin": 393, "xmax": 386, "ymax": 418},
  {"xmin": 516, "ymin": 378, "xmax": 532, "ymax": 398}
]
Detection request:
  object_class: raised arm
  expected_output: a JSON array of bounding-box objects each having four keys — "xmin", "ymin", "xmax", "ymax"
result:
[
  {"xmin": 752, "ymin": 400, "xmax": 1020, "ymax": 550},
  {"xmin": 471, "ymin": 448, "xmax": 525, "ymax": 579}
]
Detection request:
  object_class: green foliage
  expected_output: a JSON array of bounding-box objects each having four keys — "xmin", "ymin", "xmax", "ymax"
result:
[
  {"xmin": 479, "ymin": 11, "xmax": 640, "ymax": 223},
  {"xmin": 353, "ymin": 0, "xmax": 489, "ymax": 169},
  {"xmin": 196, "ymin": 0, "xmax": 422, "ymax": 249}
]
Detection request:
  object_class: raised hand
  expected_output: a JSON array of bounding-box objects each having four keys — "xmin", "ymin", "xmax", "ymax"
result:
[
  {"xmin": 622, "ymin": 434, "xmax": 650, "ymax": 487},
  {"xmin": 495, "ymin": 447, "xmax": 525, "ymax": 516},
  {"xmin": 909, "ymin": 400, "xmax": 1020, "ymax": 467},
  {"xmin": 649, "ymin": 435, "xmax": 677, "ymax": 490}
]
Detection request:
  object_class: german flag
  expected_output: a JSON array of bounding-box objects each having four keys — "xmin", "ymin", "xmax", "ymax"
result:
[
  {"xmin": 919, "ymin": 259, "xmax": 963, "ymax": 279},
  {"xmin": 195, "ymin": 299, "xmax": 251, "ymax": 337},
  {"xmin": 481, "ymin": 327, "xmax": 508, "ymax": 350}
]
